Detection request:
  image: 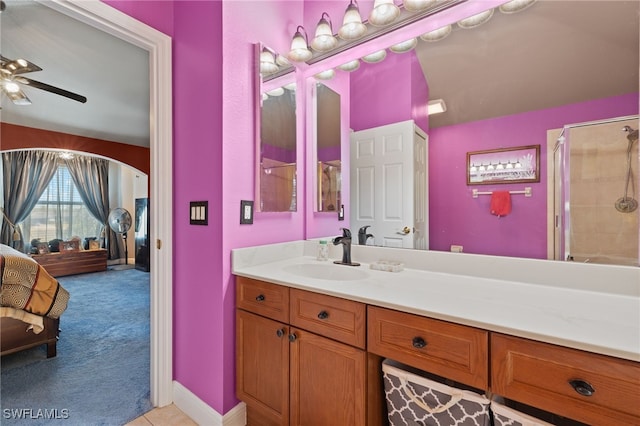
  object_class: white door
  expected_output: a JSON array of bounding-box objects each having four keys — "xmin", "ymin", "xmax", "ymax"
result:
[{"xmin": 350, "ymin": 120, "xmax": 427, "ymax": 249}]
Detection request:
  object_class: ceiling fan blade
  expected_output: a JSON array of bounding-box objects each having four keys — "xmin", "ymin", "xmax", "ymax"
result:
[
  {"xmin": 0, "ymin": 55, "xmax": 42, "ymax": 75},
  {"xmin": 15, "ymin": 76, "xmax": 87, "ymax": 103}
]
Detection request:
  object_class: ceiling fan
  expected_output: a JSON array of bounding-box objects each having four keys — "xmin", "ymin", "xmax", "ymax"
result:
[{"xmin": 0, "ymin": 54, "xmax": 87, "ymax": 105}]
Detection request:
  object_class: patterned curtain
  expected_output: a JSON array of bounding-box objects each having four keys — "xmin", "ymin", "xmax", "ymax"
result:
[
  {"xmin": 1, "ymin": 151, "xmax": 59, "ymax": 251},
  {"xmin": 64, "ymin": 155, "xmax": 122, "ymax": 260}
]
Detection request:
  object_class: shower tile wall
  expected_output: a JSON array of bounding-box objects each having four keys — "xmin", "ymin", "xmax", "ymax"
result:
[{"xmin": 569, "ymin": 120, "xmax": 639, "ymax": 266}]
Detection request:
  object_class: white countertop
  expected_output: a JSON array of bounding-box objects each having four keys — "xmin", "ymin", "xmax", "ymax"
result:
[{"xmin": 232, "ymin": 241, "xmax": 640, "ymax": 362}]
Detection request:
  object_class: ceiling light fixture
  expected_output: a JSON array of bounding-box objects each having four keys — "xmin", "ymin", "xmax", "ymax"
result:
[
  {"xmin": 288, "ymin": 26, "xmax": 312, "ymax": 62},
  {"xmin": 427, "ymin": 99, "xmax": 447, "ymax": 115},
  {"xmin": 419, "ymin": 24, "xmax": 452, "ymax": 42},
  {"xmin": 457, "ymin": 8, "xmax": 494, "ymax": 29},
  {"xmin": 499, "ymin": 0, "xmax": 537, "ymax": 14},
  {"xmin": 311, "ymin": 13, "xmax": 338, "ymax": 52},
  {"xmin": 3, "ymin": 80, "xmax": 20, "ymax": 94},
  {"xmin": 338, "ymin": 0, "xmax": 367, "ymax": 41},
  {"xmin": 338, "ymin": 59, "xmax": 361, "ymax": 72},
  {"xmin": 362, "ymin": 49, "xmax": 387, "ymax": 63},
  {"xmin": 369, "ymin": 0, "xmax": 400, "ymax": 27},
  {"xmin": 403, "ymin": 0, "xmax": 437, "ymax": 12},
  {"xmin": 390, "ymin": 38, "xmax": 417, "ymax": 53}
]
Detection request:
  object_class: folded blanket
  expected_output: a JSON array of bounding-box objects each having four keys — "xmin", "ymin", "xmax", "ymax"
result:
[{"xmin": 0, "ymin": 244, "xmax": 69, "ymax": 319}]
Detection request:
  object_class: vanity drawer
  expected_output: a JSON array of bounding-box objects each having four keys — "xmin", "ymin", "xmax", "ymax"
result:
[
  {"xmin": 236, "ymin": 277, "xmax": 289, "ymax": 323},
  {"xmin": 290, "ymin": 289, "xmax": 366, "ymax": 349},
  {"xmin": 491, "ymin": 334, "xmax": 640, "ymax": 425},
  {"xmin": 368, "ymin": 306, "xmax": 488, "ymax": 389}
]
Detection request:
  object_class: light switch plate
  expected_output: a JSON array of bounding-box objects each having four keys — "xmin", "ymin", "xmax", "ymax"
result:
[
  {"xmin": 190, "ymin": 201, "xmax": 208, "ymax": 225},
  {"xmin": 240, "ymin": 200, "xmax": 254, "ymax": 225}
]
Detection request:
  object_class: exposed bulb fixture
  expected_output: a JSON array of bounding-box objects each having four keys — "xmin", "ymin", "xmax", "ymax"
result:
[
  {"xmin": 266, "ymin": 87, "xmax": 285, "ymax": 97},
  {"xmin": 338, "ymin": 59, "xmax": 361, "ymax": 72},
  {"xmin": 315, "ymin": 69, "xmax": 336, "ymax": 80},
  {"xmin": 427, "ymin": 99, "xmax": 446, "ymax": 115},
  {"xmin": 369, "ymin": 0, "xmax": 400, "ymax": 27},
  {"xmin": 311, "ymin": 13, "xmax": 338, "ymax": 52},
  {"xmin": 259, "ymin": 48, "xmax": 278, "ymax": 74},
  {"xmin": 275, "ymin": 54, "xmax": 290, "ymax": 68},
  {"xmin": 457, "ymin": 8, "xmax": 494, "ymax": 29},
  {"xmin": 402, "ymin": 0, "xmax": 437, "ymax": 12},
  {"xmin": 288, "ymin": 26, "xmax": 312, "ymax": 62},
  {"xmin": 3, "ymin": 80, "xmax": 20, "ymax": 94},
  {"xmin": 362, "ymin": 49, "xmax": 387, "ymax": 63},
  {"xmin": 390, "ymin": 38, "xmax": 417, "ymax": 53},
  {"xmin": 339, "ymin": 0, "xmax": 367, "ymax": 41},
  {"xmin": 419, "ymin": 24, "xmax": 452, "ymax": 42},
  {"xmin": 499, "ymin": 0, "xmax": 536, "ymax": 14}
]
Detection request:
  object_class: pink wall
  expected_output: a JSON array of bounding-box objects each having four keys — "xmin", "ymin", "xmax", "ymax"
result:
[
  {"xmin": 429, "ymin": 93, "xmax": 639, "ymax": 258},
  {"xmin": 350, "ymin": 51, "xmax": 428, "ymax": 131}
]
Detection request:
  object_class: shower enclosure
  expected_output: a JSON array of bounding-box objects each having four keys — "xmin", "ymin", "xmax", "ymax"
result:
[{"xmin": 553, "ymin": 116, "xmax": 639, "ymax": 266}]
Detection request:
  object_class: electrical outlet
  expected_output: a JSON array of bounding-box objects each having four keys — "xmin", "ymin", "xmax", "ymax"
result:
[{"xmin": 450, "ymin": 245, "xmax": 463, "ymax": 253}]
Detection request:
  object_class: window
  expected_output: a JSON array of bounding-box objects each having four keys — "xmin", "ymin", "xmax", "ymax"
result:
[{"xmin": 24, "ymin": 165, "xmax": 102, "ymax": 247}]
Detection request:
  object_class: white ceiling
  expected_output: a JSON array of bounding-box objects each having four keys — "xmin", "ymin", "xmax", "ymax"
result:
[{"xmin": 0, "ymin": 1, "xmax": 638, "ymax": 147}]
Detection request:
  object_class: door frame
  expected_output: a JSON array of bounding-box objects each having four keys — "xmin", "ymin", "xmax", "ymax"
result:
[{"xmin": 41, "ymin": 0, "xmax": 174, "ymax": 407}]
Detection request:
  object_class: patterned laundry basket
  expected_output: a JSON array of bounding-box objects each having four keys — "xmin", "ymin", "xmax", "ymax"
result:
[
  {"xmin": 382, "ymin": 360, "xmax": 491, "ymax": 426},
  {"xmin": 491, "ymin": 399, "xmax": 554, "ymax": 426}
]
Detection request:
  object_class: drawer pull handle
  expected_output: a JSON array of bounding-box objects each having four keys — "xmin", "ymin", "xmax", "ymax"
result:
[
  {"xmin": 255, "ymin": 294, "xmax": 265, "ymax": 302},
  {"xmin": 569, "ymin": 379, "xmax": 595, "ymax": 397},
  {"xmin": 276, "ymin": 328, "xmax": 285, "ymax": 338},
  {"xmin": 317, "ymin": 310, "xmax": 329, "ymax": 320},
  {"xmin": 288, "ymin": 333, "xmax": 297, "ymax": 342},
  {"xmin": 412, "ymin": 337, "xmax": 427, "ymax": 349}
]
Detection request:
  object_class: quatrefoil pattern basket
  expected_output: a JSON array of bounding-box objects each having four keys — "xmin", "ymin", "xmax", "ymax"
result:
[{"xmin": 382, "ymin": 360, "xmax": 491, "ymax": 426}]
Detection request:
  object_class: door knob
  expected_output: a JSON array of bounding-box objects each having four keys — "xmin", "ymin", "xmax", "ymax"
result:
[{"xmin": 402, "ymin": 226, "xmax": 410, "ymax": 234}]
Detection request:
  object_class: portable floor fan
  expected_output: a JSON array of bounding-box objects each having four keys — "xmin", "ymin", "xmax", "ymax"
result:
[{"xmin": 108, "ymin": 207, "xmax": 132, "ymax": 264}]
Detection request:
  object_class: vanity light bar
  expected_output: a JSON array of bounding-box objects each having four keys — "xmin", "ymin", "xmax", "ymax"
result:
[{"xmin": 306, "ymin": 0, "xmax": 467, "ymax": 65}]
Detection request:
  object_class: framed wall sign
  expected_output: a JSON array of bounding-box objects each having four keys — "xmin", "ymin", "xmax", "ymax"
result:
[{"xmin": 467, "ymin": 145, "xmax": 540, "ymax": 185}]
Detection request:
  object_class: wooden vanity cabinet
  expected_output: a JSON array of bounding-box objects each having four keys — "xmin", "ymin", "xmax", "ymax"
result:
[
  {"xmin": 367, "ymin": 306, "xmax": 489, "ymax": 389},
  {"xmin": 236, "ymin": 277, "xmax": 381, "ymax": 426},
  {"xmin": 491, "ymin": 333, "xmax": 640, "ymax": 426}
]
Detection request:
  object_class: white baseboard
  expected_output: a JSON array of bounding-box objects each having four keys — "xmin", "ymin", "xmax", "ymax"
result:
[{"xmin": 173, "ymin": 381, "xmax": 246, "ymax": 426}]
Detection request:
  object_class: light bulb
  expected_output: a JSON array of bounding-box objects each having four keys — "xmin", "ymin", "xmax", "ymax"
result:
[
  {"xmin": 339, "ymin": 1, "xmax": 367, "ymax": 40},
  {"xmin": 457, "ymin": 9, "xmax": 494, "ymax": 29},
  {"xmin": 338, "ymin": 59, "xmax": 360, "ymax": 72},
  {"xmin": 362, "ymin": 49, "xmax": 387, "ymax": 63},
  {"xmin": 390, "ymin": 38, "xmax": 417, "ymax": 53},
  {"xmin": 419, "ymin": 25, "xmax": 452, "ymax": 42},
  {"xmin": 311, "ymin": 13, "xmax": 338, "ymax": 52},
  {"xmin": 403, "ymin": 0, "xmax": 437, "ymax": 12},
  {"xmin": 288, "ymin": 26, "xmax": 312, "ymax": 62},
  {"xmin": 369, "ymin": 0, "xmax": 400, "ymax": 27}
]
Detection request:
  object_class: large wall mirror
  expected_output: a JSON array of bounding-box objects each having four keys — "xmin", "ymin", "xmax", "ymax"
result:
[
  {"xmin": 256, "ymin": 44, "xmax": 297, "ymax": 212},
  {"xmin": 303, "ymin": 1, "xmax": 639, "ymax": 265},
  {"xmin": 314, "ymin": 82, "xmax": 341, "ymax": 213}
]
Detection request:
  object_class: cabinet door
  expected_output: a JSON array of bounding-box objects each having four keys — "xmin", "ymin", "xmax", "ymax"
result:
[
  {"xmin": 289, "ymin": 328, "xmax": 366, "ymax": 426},
  {"xmin": 236, "ymin": 310, "xmax": 289, "ymax": 426}
]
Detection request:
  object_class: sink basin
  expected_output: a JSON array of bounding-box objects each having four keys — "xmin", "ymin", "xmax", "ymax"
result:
[{"xmin": 283, "ymin": 264, "xmax": 369, "ymax": 281}]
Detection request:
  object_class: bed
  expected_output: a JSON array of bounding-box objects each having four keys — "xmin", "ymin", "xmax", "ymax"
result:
[{"xmin": 0, "ymin": 244, "xmax": 70, "ymax": 358}]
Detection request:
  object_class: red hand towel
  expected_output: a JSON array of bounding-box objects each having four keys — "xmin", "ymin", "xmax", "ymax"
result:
[{"xmin": 490, "ymin": 191, "xmax": 512, "ymax": 217}]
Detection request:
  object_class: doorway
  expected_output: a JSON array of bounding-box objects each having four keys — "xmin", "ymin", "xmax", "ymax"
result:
[{"xmin": 43, "ymin": 0, "xmax": 174, "ymax": 406}]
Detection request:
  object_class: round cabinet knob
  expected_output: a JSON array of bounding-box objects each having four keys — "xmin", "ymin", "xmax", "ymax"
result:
[
  {"xmin": 412, "ymin": 336, "xmax": 427, "ymax": 349},
  {"xmin": 255, "ymin": 294, "xmax": 265, "ymax": 302},
  {"xmin": 276, "ymin": 328, "xmax": 285, "ymax": 338},
  {"xmin": 288, "ymin": 333, "xmax": 297, "ymax": 342},
  {"xmin": 317, "ymin": 310, "xmax": 329, "ymax": 320},
  {"xmin": 569, "ymin": 379, "xmax": 595, "ymax": 397}
]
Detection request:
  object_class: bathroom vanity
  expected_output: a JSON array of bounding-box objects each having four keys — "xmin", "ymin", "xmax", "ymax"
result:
[{"xmin": 233, "ymin": 241, "xmax": 640, "ymax": 425}]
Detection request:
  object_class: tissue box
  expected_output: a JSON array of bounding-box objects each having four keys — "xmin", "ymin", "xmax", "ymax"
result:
[{"xmin": 370, "ymin": 260, "xmax": 404, "ymax": 272}]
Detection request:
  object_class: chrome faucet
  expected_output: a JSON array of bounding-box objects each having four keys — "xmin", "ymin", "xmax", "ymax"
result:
[
  {"xmin": 358, "ymin": 226, "xmax": 374, "ymax": 245},
  {"xmin": 332, "ymin": 228, "xmax": 359, "ymax": 266}
]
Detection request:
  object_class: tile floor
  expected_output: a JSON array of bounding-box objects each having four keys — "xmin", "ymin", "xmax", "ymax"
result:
[{"xmin": 125, "ymin": 404, "xmax": 198, "ymax": 426}]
